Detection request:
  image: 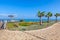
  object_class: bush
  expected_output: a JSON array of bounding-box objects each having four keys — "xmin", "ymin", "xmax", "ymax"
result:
[
  {"xmin": 21, "ymin": 27, "xmax": 26, "ymax": 31},
  {"xmin": 19, "ymin": 19, "xmax": 24, "ymax": 22},
  {"xmin": 6, "ymin": 22, "xmax": 14, "ymax": 29},
  {"xmin": 19, "ymin": 22, "xmax": 31, "ymax": 26}
]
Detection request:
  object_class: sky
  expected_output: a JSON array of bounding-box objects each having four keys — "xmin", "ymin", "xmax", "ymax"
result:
[{"xmin": 0, "ymin": 0, "xmax": 60, "ymax": 19}]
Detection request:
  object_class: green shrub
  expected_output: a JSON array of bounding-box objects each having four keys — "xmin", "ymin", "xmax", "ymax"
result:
[
  {"xmin": 20, "ymin": 27, "xmax": 26, "ymax": 31},
  {"xmin": 19, "ymin": 22, "xmax": 31, "ymax": 26},
  {"xmin": 19, "ymin": 19, "xmax": 24, "ymax": 22},
  {"xmin": 6, "ymin": 22, "xmax": 14, "ymax": 29}
]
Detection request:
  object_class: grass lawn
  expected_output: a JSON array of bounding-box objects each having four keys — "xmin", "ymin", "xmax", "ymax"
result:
[{"xmin": 6, "ymin": 21, "xmax": 56, "ymax": 31}]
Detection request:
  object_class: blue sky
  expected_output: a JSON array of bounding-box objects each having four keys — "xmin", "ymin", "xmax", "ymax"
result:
[{"xmin": 0, "ymin": 0, "xmax": 60, "ymax": 19}]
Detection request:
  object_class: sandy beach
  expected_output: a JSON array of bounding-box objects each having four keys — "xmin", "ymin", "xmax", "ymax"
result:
[{"xmin": 0, "ymin": 22, "xmax": 60, "ymax": 40}]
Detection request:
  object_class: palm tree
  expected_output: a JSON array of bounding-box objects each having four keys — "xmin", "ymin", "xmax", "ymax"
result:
[
  {"xmin": 54, "ymin": 13, "xmax": 60, "ymax": 22},
  {"xmin": 38, "ymin": 11, "xmax": 45, "ymax": 25},
  {"xmin": 46, "ymin": 12, "xmax": 52, "ymax": 23}
]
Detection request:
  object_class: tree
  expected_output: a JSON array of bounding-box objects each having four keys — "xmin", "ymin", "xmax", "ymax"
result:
[
  {"xmin": 54, "ymin": 13, "xmax": 60, "ymax": 22},
  {"xmin": 38, "ymin": 11, "xmax": 45, "ymax": 25},
  {"xmin": 20, "ymin": 19, "xmax": 24, "ymax": 22},
  {"xmin": 8, "ymin": 15, "xmax": 14, "ymax": 19},
  {"xmin": 46, "ymin": 12, "xmax": 52, "ymax": 23},
  {"xmin": 8, "ymin": 15, "xmax": 14, "ymax": 22}
]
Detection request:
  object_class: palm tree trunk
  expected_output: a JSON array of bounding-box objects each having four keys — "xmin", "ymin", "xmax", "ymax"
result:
[
  {"xmin": 40, "ymin": 17, "xmax": 42, "ymax": 25},
  {"xmin": 48, "ymin": 17, "xmax": 50, "ymax": 23}
]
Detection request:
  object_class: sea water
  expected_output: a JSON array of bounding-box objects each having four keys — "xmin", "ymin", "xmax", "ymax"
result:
[{"xmin": 0, "ymin": 18, "xmax": 58, "ymax": 22}]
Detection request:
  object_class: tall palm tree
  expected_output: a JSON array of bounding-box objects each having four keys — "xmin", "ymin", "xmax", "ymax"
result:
[
  {"xmin": 38, "ymin": 11, "xmax": 45, "ymax": 25},
  {"xmin": 54, "ymin": 13, "xmax": 60, "ymax": 22},
  {"xmin": 46, "ymin": 12, "xmax": 52, "ymax": 23}
]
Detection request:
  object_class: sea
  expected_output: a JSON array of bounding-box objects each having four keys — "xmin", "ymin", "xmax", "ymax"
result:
[{"xmin": 0, "ymin": 18, "xmax": 59, "ymax": 22}]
